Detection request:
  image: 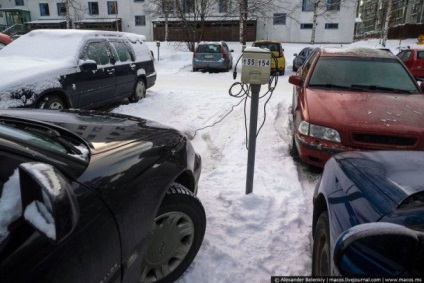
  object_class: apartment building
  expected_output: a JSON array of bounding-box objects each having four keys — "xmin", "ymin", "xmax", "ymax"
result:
[
  {"xmin": 0, "ymin": 0, "xmax": 356, "ymax": 43},
  {"xmin": 356, "ymin": 0, "xmax": 424, "ymax": 36}
]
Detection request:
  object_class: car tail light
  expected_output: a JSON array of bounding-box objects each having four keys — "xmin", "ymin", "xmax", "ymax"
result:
[{"xmin": 221, "ymin": 46, "xmax": 227, "ymax": 59}]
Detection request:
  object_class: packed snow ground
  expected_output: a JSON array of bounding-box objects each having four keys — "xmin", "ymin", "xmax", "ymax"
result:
[{"xmin": 112, "ymin": 38, "xmax": 421, "ymax": 282}]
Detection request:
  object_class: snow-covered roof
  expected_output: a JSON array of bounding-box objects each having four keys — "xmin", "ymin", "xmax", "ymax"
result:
[
  {"xmin": 27, "ymin": 20, "xmax": 66, "ymax": 24},
  {"xmin": 75, "ymin": 18, "xmax": 120, "ymax": 23}
]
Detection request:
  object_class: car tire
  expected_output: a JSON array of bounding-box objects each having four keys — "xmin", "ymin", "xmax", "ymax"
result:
[
  {"xmin": 38, "ymin": 95, "xmax": 66, "ymax": 110},
  {"xmin": 192, "ymin": 67, "xmax": 197, "ymax": 72},
  {"xmin": 139, "ymin": 183, "xmax": 206, "ymax": 283},
  {"xmin": 312, "ymin": 211, "xmax": 331, "ymax": 276},
  {"xmin": 288, "ymin": 135, "xmax": 299, "ymax": 158},
  {"xmin": 129, "ymin": 79, "xmax": 146, "ymax": 103},
  {"xmin": 293, "ymin": 66, "xmax": 297, "ymax": 72}
]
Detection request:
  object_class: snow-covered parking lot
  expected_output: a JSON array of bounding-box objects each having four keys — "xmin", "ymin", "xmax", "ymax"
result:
[{"xmin": 111, "ymin": 38, "xmax": 420, "ymax": 282}]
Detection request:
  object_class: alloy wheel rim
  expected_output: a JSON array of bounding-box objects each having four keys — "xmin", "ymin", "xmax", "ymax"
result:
[{"xmin": 139, "ymin": 211, "xmax": 194, "ymax": 283}]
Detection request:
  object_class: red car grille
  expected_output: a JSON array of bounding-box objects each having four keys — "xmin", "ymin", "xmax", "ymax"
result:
[{"xmin": 352, "ymin": 133, "xmax": 417, "ymax": 147}]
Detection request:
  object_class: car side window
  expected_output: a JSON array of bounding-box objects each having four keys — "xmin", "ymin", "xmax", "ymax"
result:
[
  {"xmin": 111, "ymin": 41, "xmax": 132, "ymax": 62},
  {"xmin": 417, "ymin": 51, "xmax": 424, "ymax": 60},
  {"xmin": 401, "ymin": 51, "xmax": 411, "ymax": 61},
  {"xmin": 83, "ymin": 41, "xmax": 111, "ymax": 66}
]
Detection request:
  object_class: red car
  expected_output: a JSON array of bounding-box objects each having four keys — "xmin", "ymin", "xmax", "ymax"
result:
[
  {"xmin": 288, "ymin": 47, "xmax": 424, "ymax": 168},
  {"xmin": 396, "ymin": 48, "xmax": 424, "ymax": 79},
  {"xmin": 0, "ymin": 33, "xmax": 12, "ymax": 49}
]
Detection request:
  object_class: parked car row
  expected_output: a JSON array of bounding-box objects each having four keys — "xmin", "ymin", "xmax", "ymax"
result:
[
  {"xmin": 1, "ymin": 28, "xmax": 423, "ymax": 280},
  {"xmin": 0, "ymin": 29, "xmax": 156, "ymax": 110},
  {"xmin": 288, "ymin": 46, "xmax": 424, "ymax": 276},
  {"xmin": 0, "ymin": 30, "xmax": 206, "ymax": 283}
]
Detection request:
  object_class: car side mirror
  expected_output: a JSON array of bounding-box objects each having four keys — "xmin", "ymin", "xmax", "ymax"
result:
[
  {"xmin": 19, "ymin": 162, "xmax": 79, "ymax": 244},
  {"xmin": 334, "ymin": 223, "xmax": 423, "ymax": 277},
  {"xmin": 293, "ymin": 53, "xmax": 298, "ymax": 56},
  {"xmin": 289, "ymin": 75, "xmax": 302, "ymax": 86},
  {"xmin": 79, "ymin": 60, "xmax": 97, "ymax": 72}
]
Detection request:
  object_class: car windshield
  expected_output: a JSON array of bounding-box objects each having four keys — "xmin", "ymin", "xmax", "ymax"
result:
[
  {"xmin": 309, "ymin": 57, "xmax": 419, "ymax": 94},
  {"xmin": 0, "ymin": 123, "xmax": 67, "ymax": 153},
  {"xmin": 197, "ymin": 44, "xmax": 221, "ymax": 53}
]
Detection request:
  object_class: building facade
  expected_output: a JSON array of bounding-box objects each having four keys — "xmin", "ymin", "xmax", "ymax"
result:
[
  {"xmin": 356, "ymin": 0, "xmax": 424, "ymax": 37},
  {"xmin": 0, "ymin": 0, "xmax": 357, "ymax": 44}
]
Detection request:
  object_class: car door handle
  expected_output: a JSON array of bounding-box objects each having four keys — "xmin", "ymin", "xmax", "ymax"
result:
[{"xmin": 107, "ymin": 69, "xmax": 115, "ymax": 75}]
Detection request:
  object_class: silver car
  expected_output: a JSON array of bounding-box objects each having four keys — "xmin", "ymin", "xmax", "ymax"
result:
[{"xmin": 192, "ymin": 41, "xmax": 233, "ymax": 72}]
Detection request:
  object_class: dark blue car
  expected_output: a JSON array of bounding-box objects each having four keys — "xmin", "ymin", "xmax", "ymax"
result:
[{"xmin": 312, "ymin": 151, "xmax": 424, "ymax": 276}]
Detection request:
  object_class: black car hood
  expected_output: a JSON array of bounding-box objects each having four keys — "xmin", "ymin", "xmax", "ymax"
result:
[{"xmin": 0, "ymin": 109, "xmax": 184, "ymax": 154}]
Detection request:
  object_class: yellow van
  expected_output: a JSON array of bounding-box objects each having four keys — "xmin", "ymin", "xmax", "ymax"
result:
[{"xmin": 252, "ymin": 40, "xmax": 286, "ymax": 75}]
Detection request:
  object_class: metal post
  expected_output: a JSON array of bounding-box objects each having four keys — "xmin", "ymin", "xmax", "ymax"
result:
[
  {"xmin": 156, "ymin": 41, "xmax": 160, "ymax": 61},
  {"xmin": 245, "ymin": 84, "xmax": 261, "ymax": 195}
]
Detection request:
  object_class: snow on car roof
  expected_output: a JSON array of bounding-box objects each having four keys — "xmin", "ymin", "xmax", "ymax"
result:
[
  {"xmin": 0, "ymin": 29, "xmax": 126, "ymax": 62},
  {"xmin": 321, "ymin": 47, "xmax": 395, "ymax": 58}
]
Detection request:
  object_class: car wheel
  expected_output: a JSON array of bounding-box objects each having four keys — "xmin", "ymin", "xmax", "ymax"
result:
[
  {"xmin": 192, "ymin": 67, "xmax": 197, "ymax": 72},
  {"xmin": 139, "ymin": 183, "xmax": 206, "ymax": 283},
  {"xmin": 38, "ymin": 95, "xmax": 66, "ymax": 110},
  {"xmin": 293, "ymin": 66, "xmax": 297, "ymax": 72},
  {"xmin": 312, "ymin": 211, "xmax": 331, "ymax": 276},
  {"xmin": 130, "ymin": 79, "xmax": 146, "ymax": 103}
]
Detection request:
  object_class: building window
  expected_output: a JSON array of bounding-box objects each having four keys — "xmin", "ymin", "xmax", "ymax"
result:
[
  {"xmin": 302, "ymin": 0, "xmax": 314, "ymax": 11},
  {"xmin": 327, "ymin": 0, "xmax": 340, "ymax": 11},
  {"xmin": 88, "ymin": 2, "xmax": 99, "ymax": 15},
  {"xmin": 300, "ymin": 23, "xmax": 313, "ymax": 29},
  {"xmin": 135, "ymin": 15, "xmax": 146, "ymax": 26},
  {"xmin": 183, "ymin": 0, "xmax": 194, "ymax": 13},
  {"xmin": 162, "ymin": 0, "xmax": 174, "ymax": 13},
  {"xmin": 107, "ymin": 1, "xmax": 118, "ymax": 15},
  {"xmin": 15, "ymin": 0, "xmax": 24, "ymax": 6},
  {"xmin": 325, "ymin": 23, "xmax": 339, "ymax": 29},
  {"xmin": 273, "ymin": 13, "xmax": 286, "ymax": 25},
  {"xmin": 219, "ymin": 0, "xmax": 230, "ymax": 13},
  {"xmin": 57, "ymin": 3, "xmax": 66, "ymax": 16},
  {"xmin": 39, "ymin": 3, "xmax": 50, "ymax": 16}
]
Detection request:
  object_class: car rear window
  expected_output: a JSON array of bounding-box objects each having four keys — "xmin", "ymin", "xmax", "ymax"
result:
[
  {"xmin": 197, "ymin": 44, "xmax": 221, "ymax": 53},
  {"xmin": 253, "ymin": 43, "xmax": 281, "ymax": 52}
]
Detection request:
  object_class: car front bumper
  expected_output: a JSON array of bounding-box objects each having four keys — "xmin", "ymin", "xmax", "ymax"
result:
[{"xmin": 295, "ymin": 133, "xmax": 355, "ymax": 167}]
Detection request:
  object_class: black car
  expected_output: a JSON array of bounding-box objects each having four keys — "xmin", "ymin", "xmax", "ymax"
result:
[
  {"xmin": 312, "ymin": 151, "xmax": 424, "ymax": 276},
  {"xmin": 0, "ymin": 109, "xmax": 205, "ymax": 283},
  {"xmin": 0, "ymin": 29, "xmax": 156, "ymax": 110},
  {"xmin": 292, "ymin": 47, "xmax": 314, "ymax": 71}
]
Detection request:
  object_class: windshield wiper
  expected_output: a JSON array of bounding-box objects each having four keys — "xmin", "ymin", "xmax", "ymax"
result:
[
  {"xmin": 351, "ymin": 84, "xmax": 413, "ymax": 94},
  {"xmin": 24, "ymin": 126, "xmax": 83, "ymax": 156},
  {"xmin": 309, "ymin": 83, "xmax": 363, "ymax": 91}
]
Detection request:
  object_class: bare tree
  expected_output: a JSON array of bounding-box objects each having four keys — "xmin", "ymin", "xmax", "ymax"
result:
[
  {"xmin": 221, "ymin": 0, "xmax": 295, "ymax": 45},
  {"xmin": 144, "ymin": 0, "xmax": 176, "ymax": 41},
  {"xmin": 59, "ymin": 0, "xmax": 86, "ymax": 29}
]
